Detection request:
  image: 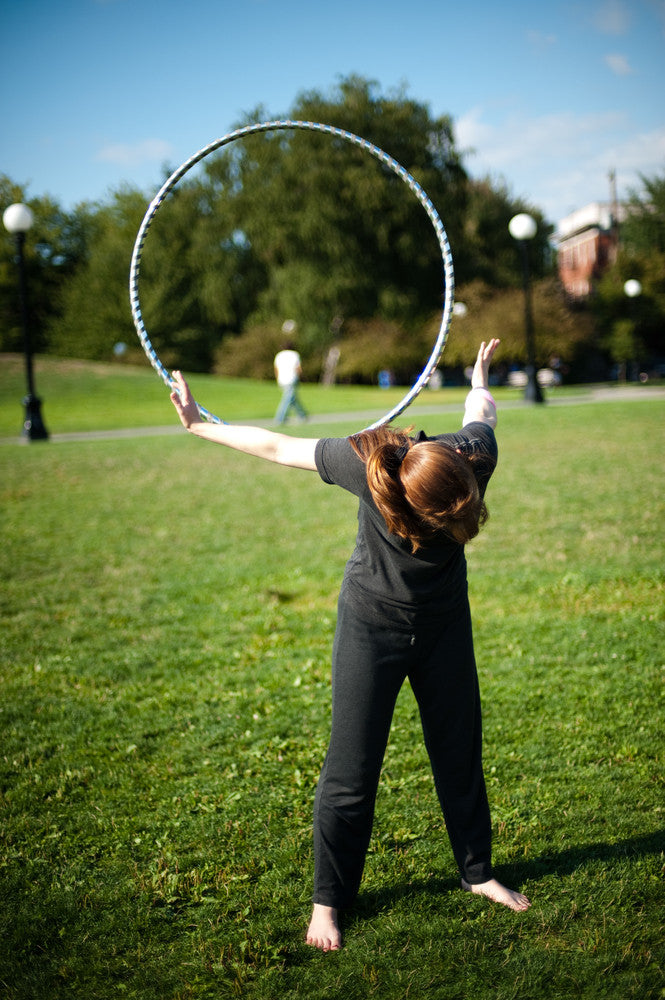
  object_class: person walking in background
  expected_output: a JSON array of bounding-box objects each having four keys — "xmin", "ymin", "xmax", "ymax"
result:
[{"xmin": 274, "ymin": 329, "xmax": 308, "ymax": 424}]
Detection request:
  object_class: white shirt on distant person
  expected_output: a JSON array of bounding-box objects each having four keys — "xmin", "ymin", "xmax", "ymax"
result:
[{"xmin": 274, "ymin": 349, "xmax": 302, "ymax": 387}]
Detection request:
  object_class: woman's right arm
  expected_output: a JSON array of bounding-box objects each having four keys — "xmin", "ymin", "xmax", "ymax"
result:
[
  {"xmin": 170, "ymin": 371, "xmax": 319, "ymax": 470},
  {"xmin": 463, "ymin": 339, "xmax": 500, "ymax": 428}
]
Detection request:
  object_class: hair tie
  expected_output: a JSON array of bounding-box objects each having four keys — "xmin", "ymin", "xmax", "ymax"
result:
[{"xmin": 394, "ymin": 444, "xmax": 409, "ymax": 466}]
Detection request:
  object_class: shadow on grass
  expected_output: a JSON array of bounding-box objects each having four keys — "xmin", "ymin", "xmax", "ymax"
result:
[
  {"xmin": 349, "ymin": 829, "xmax": 665, "ymax": 918},
  {"xmin": 503, "ymin": 828, "xmax": 665, "ymax": 883}
]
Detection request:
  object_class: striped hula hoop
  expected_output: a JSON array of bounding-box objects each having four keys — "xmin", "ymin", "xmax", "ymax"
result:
[{"xmin": 129, "ymin": 120, "xmax": 455, "ymax": 429}]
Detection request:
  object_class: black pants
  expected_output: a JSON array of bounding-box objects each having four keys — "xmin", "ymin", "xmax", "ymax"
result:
[{"xmin": 312, "ymin": 589, "xmax": 492, "ymax": 909}]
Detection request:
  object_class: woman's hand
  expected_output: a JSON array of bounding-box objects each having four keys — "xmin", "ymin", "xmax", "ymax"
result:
[
  {"xmin": 170, "ymin": 370, "xmax": 201, "ymax": 430},
  {"xmin": 471, "ymin": 339, "xmax": 500, "ymax": 390},
  {"xmin": 463, "ymin": 339, "xmax": 501, "ymax": 429}
]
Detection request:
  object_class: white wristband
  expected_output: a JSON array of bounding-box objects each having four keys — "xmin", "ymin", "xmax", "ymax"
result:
[{"xmin": 466, "ymin": 387, "xmax": 496, "ymax": 408}]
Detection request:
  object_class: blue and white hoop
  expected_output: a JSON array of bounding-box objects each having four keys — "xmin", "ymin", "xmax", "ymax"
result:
[{"xmin": 129, "ymin": 120, "xmax": 455, "ymax": 430}]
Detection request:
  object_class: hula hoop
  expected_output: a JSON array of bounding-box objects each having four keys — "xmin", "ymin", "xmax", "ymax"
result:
[{"xmin": 129, "ymin": 120, "xmax": 455, "ymax": 430}]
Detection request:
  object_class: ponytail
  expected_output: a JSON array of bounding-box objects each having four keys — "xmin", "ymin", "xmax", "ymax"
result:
[{"xmin": 351, "ymin": 427, "xmax": 492, "ymax": 552}]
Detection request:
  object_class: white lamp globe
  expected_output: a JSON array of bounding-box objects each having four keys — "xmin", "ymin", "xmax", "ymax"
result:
[
  {"xmin": 3, "ymin": 203, "xmax": 34, "ymax": 234},
  {"xmin": 509, "ymin": 213, "xmax": 537, "ymax": 241},
  {"xmin": 623, "ymin": 279, "xmax": 642, "ymax": 298}
]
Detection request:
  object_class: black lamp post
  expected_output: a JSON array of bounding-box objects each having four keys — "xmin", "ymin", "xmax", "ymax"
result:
[
  {"xmin": 509, "ymin": 212, "xmax": 544, "ymax": 404},
  {"xmin": 3, "ymin": 203, "xmax": 49, "ymax": 441},
  {"xmin": 622, "ymin": 279, "xmax": 642, "ymax": 382}
]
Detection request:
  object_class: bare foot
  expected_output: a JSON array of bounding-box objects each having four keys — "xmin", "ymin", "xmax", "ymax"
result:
[
  {"xmin": 306, "ymin": 903, "xmax": 342, "ymax": 951},
  {"xmin": 461, "ymin": 877, "xmax": 531, "ymax": 911}
]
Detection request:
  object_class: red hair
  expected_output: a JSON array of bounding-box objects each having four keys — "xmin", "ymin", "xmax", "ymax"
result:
[{"xmin": 351, "ymin": 426, "xmax": 492, "ymax": 551}]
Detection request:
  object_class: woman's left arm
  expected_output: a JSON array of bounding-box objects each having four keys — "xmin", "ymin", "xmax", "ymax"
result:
[
  {"xmin": 463, "ymin": 339, "xmax": 500, "ymax": 428},
  {"xmin": 170, "ymin": 371, "xmax": 319, "ymax": 470}
]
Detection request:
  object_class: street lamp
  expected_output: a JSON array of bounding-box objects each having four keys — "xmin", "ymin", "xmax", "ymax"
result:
[
  {"xmin": 622, "ymin": 279, "xmax": 642, "ymax": 382},
  {"xmin": 3, "ymin": 203, "xmax": 49, "ymax": 440},
  {"xmin": 509, "ymin": 212, "xmax": 544, "ymax": 404}
]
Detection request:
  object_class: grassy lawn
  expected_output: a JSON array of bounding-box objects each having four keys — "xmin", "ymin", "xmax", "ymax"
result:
[
  {"xmin": 0, "ymin": 354, "xmax": 613, "ymax": 437},
  {"xmin": 0, "ymin": 354, "xmax": 449, "ymax": 435},
  {"xmin": 1, "ymin": 364, "xmax": 663, "ymax": 998}
]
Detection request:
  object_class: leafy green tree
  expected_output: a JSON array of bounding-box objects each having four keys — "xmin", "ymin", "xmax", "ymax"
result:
[
  {"xmin": 606, "ymin": 318, "xmax": 644, "ymax": 381},
  {"xmin": 1, "ymin": 76, "xmax": 577, "ymax": 378},
  {"xmin": 49, "ymin": 171, "xmax": 268, "ymax": 370},
  {"xmin": 210, "ymin": 78, "xmax": 555, "ymax": 379},
  {"xmin": 459, "ymin": 176, "xmax": 550, "ymax": 287},
  {"xmin": 1, "ymin": 176, "xmax": 92, "ymax": 352},
  {"xmin": 591, "ymin": 171, "xmax": 665, "ymax": 371},
  {"xmin": 592, "ymin": 256, "xmax": 660, "ymax": 375},
  {"xmin": 621, "ymin": 171, "xmax": 665, "ymax": 254},
  {"xmin": 430, "ymin": 278, "xmax": 593, "ymax": 377},
  {"xmin": 205, "ymin": 77, "xmax": 470, "ymax": 358},
  {"xmin": 49, "ymin": 188, "xmax": 147, "ymax": 361}
]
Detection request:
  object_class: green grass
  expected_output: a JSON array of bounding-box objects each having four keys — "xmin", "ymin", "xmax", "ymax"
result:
[
  {"xmin": 1, "ymin": 365, "xmax": 664, "ymax": 999},
  {"xmin": 0, "ymin": 354, "xmax": 454, "ymax": 435},
  {"xmin": 0, "ymin": 354, "xmax": 611, "ymax": 437}
]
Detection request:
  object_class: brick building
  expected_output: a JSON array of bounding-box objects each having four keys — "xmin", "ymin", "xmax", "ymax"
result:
[{"xmin": 555, "ymin": 201, "xmax": 623, "ymax": 300}]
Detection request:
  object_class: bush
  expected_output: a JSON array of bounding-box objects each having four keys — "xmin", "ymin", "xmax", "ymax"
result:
[{"xmin": 214, "ymin": 325, "xmax": 284, "ymax": 380}]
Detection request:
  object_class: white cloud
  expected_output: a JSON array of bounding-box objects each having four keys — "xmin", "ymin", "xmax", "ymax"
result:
[
  {"xmin": 598, "ymin": 124, "xmax": 665, "ymax": 176},
  {"xmin": 526, "ymin": 29, "xmax": 557, "ymax": 49},
  {"xmin": 604, "ymin": 52, "xmax": 634, "ymax": 75},
  {"xmin": 95, "ymin": 138, "xmax": 174, "ymax": 166},
  {"xmin": 454, "ymin": 106, "xmax": 496, "ymax": 159},
  {"xmin": 456, "ymin": 107, "xmax": 625, "ymax": 172},
  {"xmin": 455, "ymin": 106, "xmax": 665, "ymax": 222},
  {"xmin": 592, "ymin": 0, "xmax": 631, "ymax": 35}
]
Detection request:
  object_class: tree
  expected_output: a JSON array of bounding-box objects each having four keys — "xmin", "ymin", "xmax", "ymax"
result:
[
  {"xmin": 211, "ymin": 78, "xmax": 556, "ymax": 380},
  {"xmin": 1, "ymin": 176, "xmax": 92, "ymax": 352},
  {"xmin": 607, "ymin": 318, "xmax": 644, "ymax": 381},
  {"xmin": 458, "ymin": 176, "xmax": 550, "ymax": 287},
  {"xmin": 206, "ymin": 77, "xmax": 470, "ymax": 358},
  {"xmin": 621, "ymin": 171, "xmax": 665, "ymax": 255},
  {"xmin": 48, "ymin": 176, "xmax": 267, "ymax": 370},
  {"xmin": 49, "ymin": 188, "xmax": 147, "ymax": 362},
  {"xmin": 2, "ymin": 76, "xmax": 576, "ymax": 376},
  {"xmin": 591, "ymin": 169, "xmax": 665, "ymax": 371},
  {"xmin": 428, "ymin": 278, "xmax": 593, "ymax": 378}
]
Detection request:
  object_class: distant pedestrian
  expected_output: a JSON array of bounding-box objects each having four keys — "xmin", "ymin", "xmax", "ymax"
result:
[{"xmin": 274, "ymin": 340, "xmax": 307, "ymax": 424}]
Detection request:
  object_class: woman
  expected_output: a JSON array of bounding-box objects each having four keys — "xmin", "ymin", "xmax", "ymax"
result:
[{"xmin": 170, "ymin": 338, "xmax": 530, "ymax": 953}]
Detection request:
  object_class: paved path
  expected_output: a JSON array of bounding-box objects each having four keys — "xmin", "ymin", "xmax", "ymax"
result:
[{"xmin": 2, "ymin": 385, "xmax": 663, "ymax": 445}]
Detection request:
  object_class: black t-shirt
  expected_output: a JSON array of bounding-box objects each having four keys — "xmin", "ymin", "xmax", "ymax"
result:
[{"xmin": 314, "ymin": 422, "xmax": 497, "ymax": 625}]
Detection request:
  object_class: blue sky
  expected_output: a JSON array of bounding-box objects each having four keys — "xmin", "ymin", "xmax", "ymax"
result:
[{"xmin": 2, "ymin": 0, "xmax": 664, "ymax": 226}]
